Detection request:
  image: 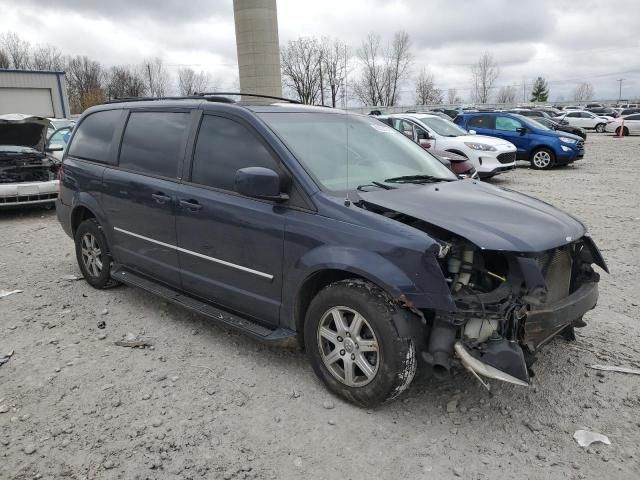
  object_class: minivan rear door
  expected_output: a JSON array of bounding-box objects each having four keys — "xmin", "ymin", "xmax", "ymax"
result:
[
  {"xmin": 102, "ymin": 110, "xmax": 191, "ymax": 288},
  {"xmin": 175, "ymin": 113, "xmax": 286, "ymax": 326}
]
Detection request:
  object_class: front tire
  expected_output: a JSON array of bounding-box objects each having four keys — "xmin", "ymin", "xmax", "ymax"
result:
[
  {"xmin": 530, "ymin": 148, "xmax": 555, "ymax": 170},
  {"xmin": 304, "ymin": 279, "xmax": 417, "ymax": 407},
  {"xmin": 595, "ymin": 123, "xmax": 605, "ymax": 133},
  {"xmin": 74, "ymin": 219, "xmax": 120, "ymax": 289}
]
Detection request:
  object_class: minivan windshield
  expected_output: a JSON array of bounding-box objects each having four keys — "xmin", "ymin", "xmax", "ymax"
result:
[
  {"xmin": 260, "ymin": 112, "xmax": 456, "ymax": 191},
  {"xmin": 414, "ymin": 115, "xmax": 469, "ymax": 137}
]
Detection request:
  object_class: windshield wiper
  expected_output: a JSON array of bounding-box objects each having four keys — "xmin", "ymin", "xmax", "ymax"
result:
[
  {"xmin": 357, "ymin": 181, "xmax": 395, "ymax": 191},
  {"xmin": 383, "ymin": 175, "xmax": 453, "ymax": 184}
]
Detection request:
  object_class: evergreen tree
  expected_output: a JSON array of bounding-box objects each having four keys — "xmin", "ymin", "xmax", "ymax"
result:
[{"xmin": 530, "ymin": 77, "xmax": 550, "ymax": 102}]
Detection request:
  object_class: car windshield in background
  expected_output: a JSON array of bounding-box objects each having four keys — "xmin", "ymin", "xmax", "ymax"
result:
[
  {"xmin": 260, "ymin": 112, "xmax": 456, "ymax": 191},
  {"xmin": 526, "ymin": 117, "xmax": 554, "ymax": 130},
  {"xmin": 514, "ymin": 114, "xmax": 551, "ymax": 131},
  {"xmin": 415, "ymin": 115, "xmax": 469, "ymax": 137}
]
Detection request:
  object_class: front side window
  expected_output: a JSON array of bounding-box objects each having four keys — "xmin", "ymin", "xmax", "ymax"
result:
[
  {"xmin": 567, "ymin": 112, "xmax": 581, "ymax": 118},
  {"xmin": 119, "ymin": 112, "xmax": 190, "ymax": 178},
  {"xmin": 191, "ymin": 115, "xmax": 280, "ymax": 191},
  {"xmin": 495, "ymin": 117, "xmax": 523, "ymax": 132},
  {"xmin": 68, "ymin": 109, "xmax": 121, "ymax": 163},
  {"xmin": 259, "ymin": 112, "xmax": 455, "ymax": 191}
]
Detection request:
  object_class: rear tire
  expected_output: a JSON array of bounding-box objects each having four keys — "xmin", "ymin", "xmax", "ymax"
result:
[
  {"xmin": 615, "ymin": 126, "xmax": 629, "ymax": 136},
  {"xmin": 304, "ymin": 279, "xmax": 416, "ymax": 407},
  {"xmin": 530, "ymin": 148, "xmax": 555, "ymax": 170},
  {"xmin": 595, "ymin": 123, "xmax": 605, "ymax": 133},
  {"xmin": 74, "ymin": 219, "xmax": 120, "ymax": 289}
]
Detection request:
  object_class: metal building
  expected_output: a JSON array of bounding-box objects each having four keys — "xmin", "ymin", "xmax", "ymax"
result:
[
  {"xmin": 0, "ymin": 69, "xmax": 70, "ymax": 118},
  {"xmin": 233, "ymin": 0, "xmax": 282, "ymax": 99}
]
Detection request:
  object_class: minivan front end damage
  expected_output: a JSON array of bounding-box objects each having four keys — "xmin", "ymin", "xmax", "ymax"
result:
[{"xmin": 421, "ymin": 236, "xmax": 605, "ymax": 388}]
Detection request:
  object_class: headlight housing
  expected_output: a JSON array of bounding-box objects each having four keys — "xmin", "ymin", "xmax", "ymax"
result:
[
  {"xmin": 559, "ymin": 136, "xmax": 577, "ymax": 144},
  {"xmin": 463, "ymin": 142, "xmax": 497, "ymax": 151}
]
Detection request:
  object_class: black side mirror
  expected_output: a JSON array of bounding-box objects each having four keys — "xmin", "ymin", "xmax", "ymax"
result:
[
  {"xmin": 235, "ymin": 167, "xmax": 288, "ymax": 202},
  {"xmin": 516, "ymin": 127, "xmax": 528, "ymax": 135}
]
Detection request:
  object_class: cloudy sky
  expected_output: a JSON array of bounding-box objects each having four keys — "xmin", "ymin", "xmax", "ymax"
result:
[{"xmin": 1, "ymin": 0, "xmax": 639, "ymax": 103}]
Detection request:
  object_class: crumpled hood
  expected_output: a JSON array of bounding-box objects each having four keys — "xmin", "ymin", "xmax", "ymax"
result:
[
  {"xmin": 359, "ymin": 180, "xmax": 586, "ymax": 252},
  {"xmin": 0, "ymin": 114, "xmax": 51, "ymax": 152}
]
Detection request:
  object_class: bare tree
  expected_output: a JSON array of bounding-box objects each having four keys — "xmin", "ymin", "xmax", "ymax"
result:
[
  {"xmin": 495, "ymin": 85, "xmax": 517, "ymax": 104},
  {"xmin": 105, "ymin": 65, "xmax": 146, "ymax": 99},
  {"xmin": 573, "ymin": 82, "xmax": 594, "ymax": 102},
  {"xmin": 32, "ymin": 44, "xmax": 64, "ymax": 71},
  {"xmin": 0, "ymin": 48, "xmax": 9, "ymax": 69},
  {"xmin": 320, "ymin": 38, "xmax": 350, "ymax": 107},
  {"xmin": 353, "ymin": 31, "xmax": 412, "ymax": 106},
  {"xmin": 177, "ymin": 67, "xmax": 211, "ymax": 95},
  {"xmin": 471, "ymin": 51, "xmax": 499, "ymax": 104},
  {"xmin": 281, "ymin": 37, "xmax": 323, "ymax": 104},
  {"xmin": 414, "ymin": 68, "xmax": 443, "ymax": 105},
  {"xmin": 65, "ymin": 55, "xmax": 105, "ymax": 113},
  {"xmin": 142, "ymin": 57, "xmax": 170, "ymax": 97},
  {"xmin": 0, "ymin": 32, "xmax": 31, "ymax": 69},
  {"xmin": 447, "ymin": 88, "xmax": 458, "ymax": 105}
]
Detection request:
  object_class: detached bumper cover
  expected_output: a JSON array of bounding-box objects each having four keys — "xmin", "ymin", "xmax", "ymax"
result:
[
  {"xmin": 524, "ymin": 281, "xmax": 598, "ymax": 350},
  {"xmin": 0, "ymin": 180, "xmax": 58, "ymax": 206}
]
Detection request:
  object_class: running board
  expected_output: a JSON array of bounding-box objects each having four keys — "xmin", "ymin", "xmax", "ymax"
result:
[{"xmin": 111, "ymin": 268, "xmax": 298, "ymax": 347}]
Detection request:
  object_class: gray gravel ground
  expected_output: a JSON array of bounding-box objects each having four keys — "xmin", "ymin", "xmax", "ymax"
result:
[{"xmin": 1, "ymin": 133, "xmax": 639, "ymax": 480}]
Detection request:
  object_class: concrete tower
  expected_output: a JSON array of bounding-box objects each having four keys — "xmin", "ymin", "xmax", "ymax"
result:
[{"xmin": 233, "ymin": 0, "xmax": 282, "ymax": 98}]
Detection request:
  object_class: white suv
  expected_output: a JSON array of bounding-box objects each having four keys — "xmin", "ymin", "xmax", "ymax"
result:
[
  {"xmin": 385, "ymin": 114, "xmax": 517, "ymax": 178},
  {"xmin": 555, "ymin": 110, "xmax": 611, "ymax": 133}
]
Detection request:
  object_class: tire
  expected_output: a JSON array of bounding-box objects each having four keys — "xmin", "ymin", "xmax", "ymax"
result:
[
  {"xmin": 595, "ymin": 123, "xmax": 605, "ymax": 133},
  {"xmin": 530, "ymin": 148, "xmax": 555, "ymax": 170},
  {"xmin": 74, "ymin": 219, "xmax": 120, "ymax": 289},
  {"xmin": 615, "ymin": 126, "xmax": 629, "ymax": 136},
  {"xmin": 304, "ymin": 279, "xmax": 417, "ymax": 407}
]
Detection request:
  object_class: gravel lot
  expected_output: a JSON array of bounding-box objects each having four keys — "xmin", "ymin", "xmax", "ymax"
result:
[{"xmin": 1, "ymin": 134, "xmax": 639, "ymax": 480}]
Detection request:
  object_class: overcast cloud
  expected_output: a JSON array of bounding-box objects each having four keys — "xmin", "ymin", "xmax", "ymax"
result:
[{"xmin": 1, "ymin": 0, "xmax": 638, "ymax": 102}]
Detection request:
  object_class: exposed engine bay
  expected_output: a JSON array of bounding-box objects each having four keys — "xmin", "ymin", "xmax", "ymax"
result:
[
  {"xmin": 359, "ymin": 195, "xmax": 607, "ymax": 390},
  {"xmin": 0, "ymin": 150, "xmax": 59, "ymax": 184}
]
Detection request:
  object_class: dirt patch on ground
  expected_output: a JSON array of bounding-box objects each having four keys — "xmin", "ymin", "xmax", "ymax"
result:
[{"xmin": 1, "ymin": 134, "xmax": 639, "ymax": 479}]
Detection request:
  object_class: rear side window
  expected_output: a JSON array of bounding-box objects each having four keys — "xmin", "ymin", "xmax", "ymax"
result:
[
  {"xmin": 626, "ymin": 114, "xmax": 640, "ymax": 120},
  {"xmin": 68, "ymin": 110, "xmax": 121, "ymax": 163},
  {"xmin": 119, "ymin": 112, "xmax": 190, "ymax": 178},
  {"xmin": 496, "ymin": 117, "xmax": 522, "ymax": 131},
  {"xmin": 467, "ymin": 116, "xmax": 495, "ymax": 129},
  {"xmin": 190, "ymin": 115, "xmax": 280, "ymax": 191}
]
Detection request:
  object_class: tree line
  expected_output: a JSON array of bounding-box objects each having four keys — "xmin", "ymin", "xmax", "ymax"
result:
[{"xmin": 0, "ymin": 32, "xmax": 217, "ymax": 114}]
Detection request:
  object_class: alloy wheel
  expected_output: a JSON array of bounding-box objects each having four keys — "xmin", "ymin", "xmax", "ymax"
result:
[
  {"xmin": 532, "ymin": 151, "xmax": 552, "ymax": 168},
  {"xmin": 80, "ymin": 232, "xmax": 103, "ymax": 277},
  {"xmin": 317, "ymin": 306, "xmax": 380, "ymax": 387}
]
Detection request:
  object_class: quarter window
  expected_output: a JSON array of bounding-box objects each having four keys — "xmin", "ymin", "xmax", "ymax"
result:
[
  {"xmin": 119, "ymin": 112, "xmax": 190, "ymax": 178},
  {"xmin": 495, "ymin": 117, "xmax": 522, "ymax": 131},
  {"xmin": 191, "ymin": 115, "xmax": 280, "ymax": 191},
  {"xmin": 67, "ymin": 110, "xmax": 121, "ymax": 163}
]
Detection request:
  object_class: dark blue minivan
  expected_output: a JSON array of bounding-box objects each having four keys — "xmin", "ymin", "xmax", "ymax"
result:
[
  {"xmin": 454, "ymin": 112, "xmax": 585, "ymax": 170},
  {"xmin": 56, "ymin": 94, "xmax": 606, "ymax": 406}
]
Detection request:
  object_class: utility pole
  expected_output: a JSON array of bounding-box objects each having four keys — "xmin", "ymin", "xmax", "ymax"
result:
[{"xmin": 617, "ymin": 78, "xmax": 625, "ymax": 102}]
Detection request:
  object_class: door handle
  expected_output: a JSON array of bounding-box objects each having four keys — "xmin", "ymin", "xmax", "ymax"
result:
[
  {"xmin": 151, "ymin": 192, "xmax": 171, "ymax": 204},
  {"xmin": 179, "ymin": 199, "xmax": 202, "ymax": 211}
]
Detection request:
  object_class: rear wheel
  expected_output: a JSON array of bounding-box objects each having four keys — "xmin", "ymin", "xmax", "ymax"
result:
[
  {"xmin": 530, "ymin": 148, "xmax": 555, "ymax": 170},
  {"xmin": 615, "ymin": 126, "xmax": 629, "ymax": 136},
  {"xmin": 304, "ymin": 279, "xmax": 416, "ymax": 407},
  {"xmin": 74, "ymin": 219, "xmax": 120, "ymax": 289},
  {"xmin": 595, "ymin": 123, "xmax": 605, "ymax": 133}
]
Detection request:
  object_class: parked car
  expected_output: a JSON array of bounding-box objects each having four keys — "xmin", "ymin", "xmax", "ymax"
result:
[
  {"xmin": 507, "ymin": 109, "xmax": 550, "ymax": 118},
  {"xmin": 0, "ymin": 114, "xmax": 62, "ymax": 207},
  {"xmin": 604, "ymin": 113, "xmax": 640, "ymax": 135},
  {"xmin": 454, "ymin": 112, "xmax": 585, "ymax": 170},
  {"xmin": 46, "ymin": 126, "xmax": 74, "ymax": 161},
  {"xmin": 430, "ymin": 108, "xmax": 459, "ymax": 119},
  {"xmin": 56, "ymin": 95, "xmax": 607, "ymax": 406},
  {"xmin": 379, "ymin": 113, "xmax": 516, "ymax": 178},
  {"xmin": 554, "ymin": 110, "xmax": 611, "ymax": 132},
  {"xmin": 619, "ymin": 103, "xmax": 639, "ymax": 109},
  {"xmin": 585, "ymin": 103, "xmax": 604, "ymax": 109},
  {"xmin": 533, "ymin": 108, "xmax": 562, "ymax": 117},
  {"xmin": 531, "ymin": 117, "xmax": 587, "ymax": 140},
  {"xmin": 376, "ymin": 116, "xmax": 478, "ymax": 178},
  {"xmin": 586, "ymin": 107, "xmax": 619, "ymax": 118}
]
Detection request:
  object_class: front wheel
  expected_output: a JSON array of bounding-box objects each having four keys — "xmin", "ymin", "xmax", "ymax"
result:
[
  {"xmin": 595, "ymin": 123, "xmax": 605, "ymax": 133},
  {"xmin": 304, "ymin": 279, "xmax": 416, "ymax": 407},
  {"xmin": 530, "ymin": 148, "xmax": 555, "ymax": 170}
]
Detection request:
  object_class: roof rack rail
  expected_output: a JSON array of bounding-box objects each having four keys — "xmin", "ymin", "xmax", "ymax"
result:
[
  {"xmin": 194, "ymin": 92, "xmax": 301, "ymax": 104},
  {"xmin": 104, "ymin": 95, "xmax": 207, "ymax": 104}
]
